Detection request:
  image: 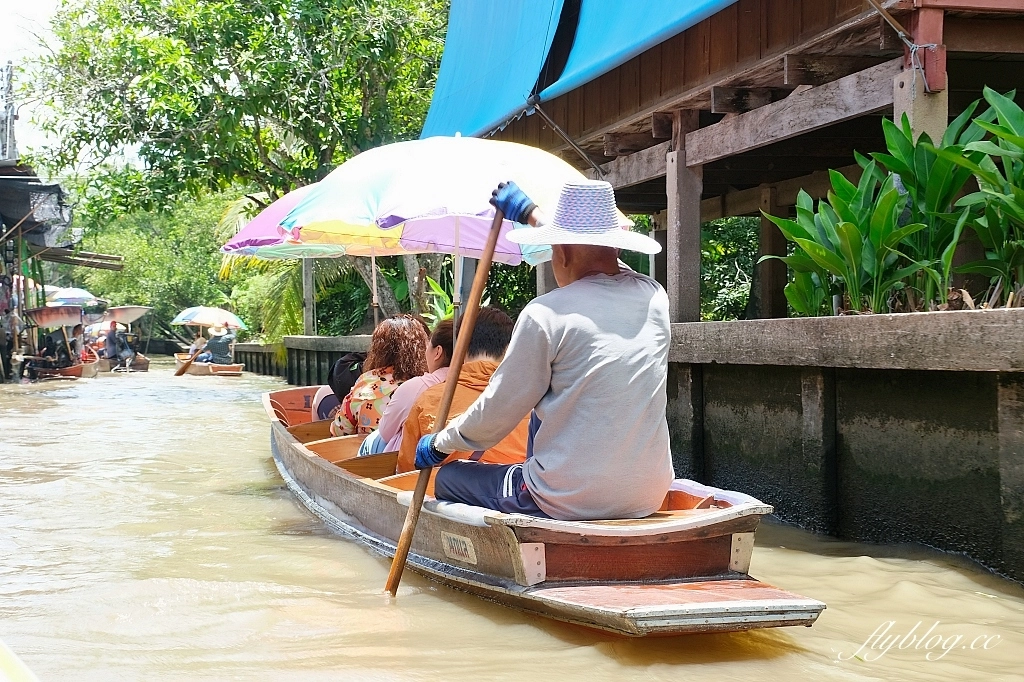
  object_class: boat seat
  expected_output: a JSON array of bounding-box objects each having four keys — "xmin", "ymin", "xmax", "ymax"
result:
[{"xmin": 268, "ymin": 398, "xmax": 291, "ymax": 426}]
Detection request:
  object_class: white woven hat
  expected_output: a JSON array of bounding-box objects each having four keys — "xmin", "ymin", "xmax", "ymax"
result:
[{"xmin": 505, "ymin": 180, "xmax": 662, "ymax": 255}]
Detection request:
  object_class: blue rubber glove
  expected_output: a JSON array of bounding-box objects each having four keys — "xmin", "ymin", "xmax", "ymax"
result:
[
  {"xmin": 490, "ymin": 181, "xmax": 537, "ymax": 224},
  {"xmin": 414, "ymin": 434, "xmax": 447, "ymax": 469}
]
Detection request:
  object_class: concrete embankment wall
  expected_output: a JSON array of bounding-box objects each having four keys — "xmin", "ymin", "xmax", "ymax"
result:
[
  {"xmin": 238, "ymin": 336, "xmax": 370, "ymax": 385},
  {"xmin": 668, "ymin": 309, "xmax": 1024, "ymax": 583},
  {"xmin": 252, "ymin": 309, "xmax": 1024, "ymax": 582}
]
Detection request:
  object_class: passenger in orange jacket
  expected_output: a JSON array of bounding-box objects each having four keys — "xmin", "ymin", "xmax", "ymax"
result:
[{"xmin": 396, "ymin": 307, "xmax": 529, "ymax": 474}]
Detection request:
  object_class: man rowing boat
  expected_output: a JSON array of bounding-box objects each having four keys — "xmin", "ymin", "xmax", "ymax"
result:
[{"xmin": 415, "ymin": 180, "xmax": 673, "ymax": 521}]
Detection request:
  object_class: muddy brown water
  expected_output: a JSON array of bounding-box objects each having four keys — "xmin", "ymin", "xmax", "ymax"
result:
[{"xmin": 1, "ymin": 361, "xmax": 1023, "ymax": 681}]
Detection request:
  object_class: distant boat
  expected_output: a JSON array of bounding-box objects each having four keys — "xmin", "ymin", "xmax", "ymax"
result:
[
  {"xmin": 174, "ymin": 353, "xmax": 244, "ymax": 376},
  {"xmin": 264, "ymin": 385, "xmax": 826, "ymax": 637},
  {"xmin": 97, "ymin": 355, "xmax": 150, "ymax": 373},
  {"xmin": 35, "ymin": 347, "xmax": 100, "ymax": 380}
]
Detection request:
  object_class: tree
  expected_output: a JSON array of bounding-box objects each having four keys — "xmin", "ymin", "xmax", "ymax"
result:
[
  {"xmin": 74, "ymin": 192, "xmax": 238, "ymax": 330},
  {"xmin": 32, "ymin": 0, "xmax": 448, "ymax": 313}
]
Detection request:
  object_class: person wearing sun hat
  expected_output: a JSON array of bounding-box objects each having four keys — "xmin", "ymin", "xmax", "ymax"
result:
[
  {"xmin": 196, "ymin": 322, "xmax": 236, "ymax": 364},
  {"xmin": 414, "ymin": 179, "xmax": 674, "ymax": 521}
]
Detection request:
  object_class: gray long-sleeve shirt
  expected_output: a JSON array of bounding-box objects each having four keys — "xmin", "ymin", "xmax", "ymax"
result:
[{"xmin": 434, "ymin": 268, "xmax": 675, "ymax": 520}]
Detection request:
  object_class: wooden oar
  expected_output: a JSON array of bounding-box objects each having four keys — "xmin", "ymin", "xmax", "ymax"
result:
[
  {"xmin": 174, "ymin": 349, "xmax": 202, "ymax": 376},
  {"xmin": 385, "ymin": 208, "xmax": 505, "ymax": 597}
]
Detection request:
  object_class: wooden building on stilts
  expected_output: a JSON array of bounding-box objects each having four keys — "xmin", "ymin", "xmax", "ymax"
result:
[{"xmin": 419, "ymin": 0, "xmax": 1024, "ymax": 582}]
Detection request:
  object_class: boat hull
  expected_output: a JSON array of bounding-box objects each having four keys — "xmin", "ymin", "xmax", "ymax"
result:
[
  {"xmin": 98, "ymin": 356, "xmax": 151, "ymax": 372},
  {"xmin": 174, "ymin": 353, "xmax": 243, "ymax": 376},
  {"xmin": 36, "ymin": 349, "xmax": 99, "ymax": 380},
  {"xmin": 265, "ymin": 387, "xmax": 825, "ymax": 636}
]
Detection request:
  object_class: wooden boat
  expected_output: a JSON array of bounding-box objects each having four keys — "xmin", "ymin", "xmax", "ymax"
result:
[
  {"xmin": 97, "ymin": 355, "xmax": 151, "ymax": 372},
  {"xmin": 265, "ymin": 385, "xmax": 825, "ymax": 636},
  {"xmin": 174, "ymin": 353, "xmax": 244, "ymax": 376},
  {"xmin": 35, "ymin": 348, "xmax": 100, "ymax": 380}
]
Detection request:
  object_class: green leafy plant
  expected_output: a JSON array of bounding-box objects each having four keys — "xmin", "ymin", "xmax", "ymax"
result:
[
  {"xmin": 871, "ymin": 101, "xmax": 996, "ymax": 306},
  {"xmin": 422, "ymin": 276, "xmax": 454, "ymax": 326},
  {"xmin": 420, "ymin": 275, "xmax": 491, "ymax": 327},
  {"xmin": 935, "ymin": 87, "xmax": 1024, "ymax": 307},
  {"xmin": 762, "ymin": 164, "xmax": 928, "ymax": 313}
]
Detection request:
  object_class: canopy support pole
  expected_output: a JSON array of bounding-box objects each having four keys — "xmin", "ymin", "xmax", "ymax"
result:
[
  {"xmin": 371, "ymin": 251, "xmax": 380, "ymax": 326},
  {"xmin": 302, "ymin": 258, "xmax": 315, "ymax": 335},
  {"xmin": 529, "ymin": 99, "xmax": 605, "ymax": 178}
]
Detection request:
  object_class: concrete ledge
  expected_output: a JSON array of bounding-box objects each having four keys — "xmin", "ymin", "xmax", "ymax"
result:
[
  {"xmin": 283, "ymin": 335, "xmax": 372, "ymax": 352},
  {"xmin": 669, "ymin": 308, "xmax": 1024, "ymax": 372},
  {"xmin": 235, "ymin": 343, "xmax": 280, "ymax": 353}
]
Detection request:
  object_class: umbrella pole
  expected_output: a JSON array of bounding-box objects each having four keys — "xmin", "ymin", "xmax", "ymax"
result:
[
  {"xmin": 60, "ymin": 326, "xmax": 74, "ymax": 365},
  {"xmin": 384, "ymin": 208, "xmax": 505, "ymax": 597},
  {"xmin": 371, "ymin": 252, "xmax": 380, "ymax": 326},
  {"xmin": 452, "ymin": 217, "xmax": 461, "ymax": 347}
]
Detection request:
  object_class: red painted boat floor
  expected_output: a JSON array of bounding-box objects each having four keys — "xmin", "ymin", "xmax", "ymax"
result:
[{"xmin": 532, "ymin": 580, "xmax": 806, "ymax": 609}]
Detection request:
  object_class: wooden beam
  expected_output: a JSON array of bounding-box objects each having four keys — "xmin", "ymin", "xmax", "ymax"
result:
[
  {"xmin": 651, "ymin": 113, "xmax": 674, "ymax": 139},
  {"xmin": 915, "ymin": 0, "xmax": 1024, "ymax": 10},
  {"xmin": 710, "ymin": 87, "xmax": 794, "ymax": 113},
  {"xmin": 541, "ymin": 6, "xmax": 894, "ymax": 156},
  {"xmin": 944, "ymin": 17, "xmax": 1024, "ymax": 54},
  {"xmin": 585, "ymin": 140, "xmax": 669, "ymax": 188},
  {"xmin": 699, "ymin": 165, "xmax": 862, "ymax": 220},
  {"xmin": 684, "ymin": 59, "xmax": 903, "ymax": 168},
  {"xmin": 603, "ymin": 132, "xmax": 667, "ymax": 156},
  {"xmin": 784, "ymin": 55, "xmax": 890, "ymax": 86}
]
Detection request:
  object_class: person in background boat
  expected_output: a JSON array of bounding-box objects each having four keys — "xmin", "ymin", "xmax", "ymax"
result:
[
  {"xmin": 375, "ymin": 317, "xmax": 454, "ymax": 454},
  {"xmin": 71, "ymin": 324, "xmax": 84, "ymax": 361},
  {"xmin": 0, "ymin": 308, "xmax": 14, "ymax": 382},
  {"xmin": 330, "ymin": 315, "xmax": 427, "ymax": 438},
  {"xmin": 415, "ymin": 180, "xmax": 673, "ymax": 521},
  {"xmin": 397, "ymin": 307, "xmax": 529, "ymax": 474},
  {"xmin": 187, "ymin": 332, "xmax": 207, "ymax": 357},
  {"xmin": 25, "ymin": 335, "xmax": 58, "ymax": 380},
  {"xmin": 195, "ymin": 323, "xmax": 235, "ymax": 364},
  {"xmin": 102, "ymin": 321, "xmax": 120, "ymax": 361}
]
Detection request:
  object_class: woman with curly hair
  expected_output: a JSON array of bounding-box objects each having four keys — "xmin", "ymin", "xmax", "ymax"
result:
[{"xmin": 330, "ymin": 315, "xmax": 428, "ymax": 438}]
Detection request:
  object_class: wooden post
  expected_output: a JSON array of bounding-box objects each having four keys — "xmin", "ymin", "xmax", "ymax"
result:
[
  {"xmin": 893, "ymin": 8, "xmax": 949, "ymax": 142},
  {"xmin": 999, "ymin": 373, "xmax": 1024, "ymax": 581},
  {"xmin": 652, "ymin": 210, "xmax": 668, "ymax": 291},
  {"xmin": 667, "ymin": 111, "xmax": 702, "ymax": 323},
  {"xmin": 301, "ymin": 258, "xmax": 315, "ymax": 336},
  {"xmin": 536, "ymin": 261, "xmax": 557, "ymax": 295},
  {"xmin": 757, "ymin": 187, "xmax": 788, "ymax": 319}
]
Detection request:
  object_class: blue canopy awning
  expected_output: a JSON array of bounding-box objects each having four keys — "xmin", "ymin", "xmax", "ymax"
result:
[
  {"xmin": 538, "ymin": 0, "xmax": 739, "ymax": 102},
  {"xmin": 420, "ymin": 0, "xmax": 564, "ymax": 138},
  {"xmin": 421, "ymin": 0, "xmax": 741, "ymax": 138}
]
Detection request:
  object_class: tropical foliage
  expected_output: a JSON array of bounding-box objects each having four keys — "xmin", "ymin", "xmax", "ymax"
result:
[
  {"xmin": 33, "ymin": 0, "xmax": 447, "ymax": 205},
  {"xmin": 937, "ymin": 87, "xmax": 1024, "ymax": 308},
  {"xmin": 763, "ymin": 88, "xmax": 1024, "ymax": 315},
  {"xmin": 32, "ymin": 0, "xmax": 449, "ymax": 328},
  {"xmin": 71, "ymin": 192, "xmax": 237, "ymax": 331},
  {"xmin": 701, "ymin": 217, "xmax": 759, "ymax": 320}
]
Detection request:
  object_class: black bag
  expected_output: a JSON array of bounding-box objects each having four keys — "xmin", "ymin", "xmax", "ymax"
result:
[{"xmin": 328, "ymin": 352, "xmax": 366, "ymax": 401}]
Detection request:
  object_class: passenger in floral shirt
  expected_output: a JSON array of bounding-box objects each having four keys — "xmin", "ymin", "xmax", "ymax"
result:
[{"xmin": 331, "ymin": 315, "xmax": 428, "ymax": 437}]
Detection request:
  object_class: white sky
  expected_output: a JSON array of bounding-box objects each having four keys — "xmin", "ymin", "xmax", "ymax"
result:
[{"xmin": 1, "ymin": 0, "xmax": 63, "ymax": 152}]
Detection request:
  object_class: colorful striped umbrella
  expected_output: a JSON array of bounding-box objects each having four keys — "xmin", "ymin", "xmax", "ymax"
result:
[
  {"xmin": 273, "ymin": 136, "xmax": 632, "ymax": 266},
  {"xmin": 170, "ymin": 306, "xmax": 247, "ymax": 330},
  {"xmin": 220, "ymin": 185, "xmax": 340, "ymax": 259}
]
